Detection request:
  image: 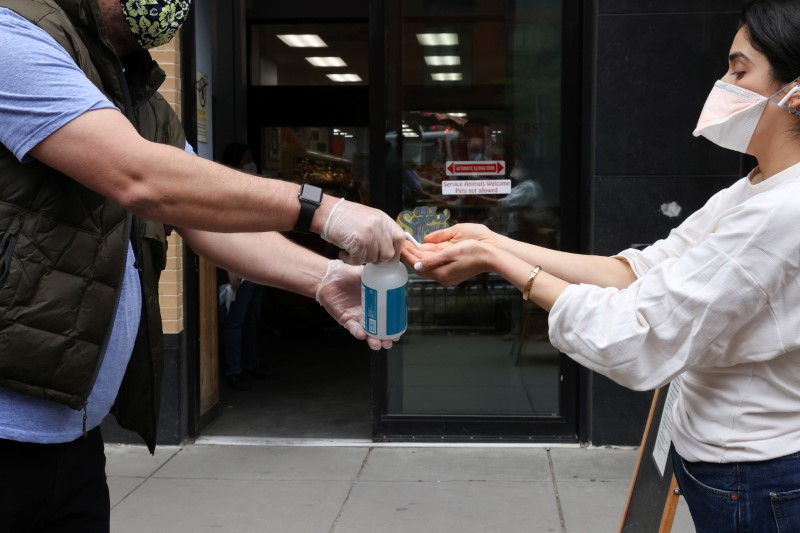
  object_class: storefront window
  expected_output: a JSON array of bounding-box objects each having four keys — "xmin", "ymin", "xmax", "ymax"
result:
[{"xmin": 386, "ymin": 0, "xmax": 566, "ymax": 421}]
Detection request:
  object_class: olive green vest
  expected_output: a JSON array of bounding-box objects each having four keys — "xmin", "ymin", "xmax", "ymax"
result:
[{"xmin": 0, "ymin": 0, "xmax": 186, "ymax": 451}]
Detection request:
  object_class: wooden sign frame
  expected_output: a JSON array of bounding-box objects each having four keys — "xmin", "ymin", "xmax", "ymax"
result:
[{"xmin": 619, "ymin": 384, "xmax": 681, "ymax": 532}]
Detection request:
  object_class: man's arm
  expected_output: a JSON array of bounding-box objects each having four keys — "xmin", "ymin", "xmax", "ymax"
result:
[
  {"xmin": 180, "ymin": 228, "xmax": 393, "ymax": 350},
  {"xmin": 29, "ymin": 108, "xmax": 405, "ymax": 264},
  {"xmin": 179, "ymin": 228, "xmax": 326, "ymax": 298},
  {"xmin": 30, "ymin": 109, "xmax": 328, "ymax": 234}
]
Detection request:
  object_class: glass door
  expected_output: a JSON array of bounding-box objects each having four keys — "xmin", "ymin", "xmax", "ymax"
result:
[{"xmin": 373, "ymin": 0, "xmax": 581, "ymax": 441}]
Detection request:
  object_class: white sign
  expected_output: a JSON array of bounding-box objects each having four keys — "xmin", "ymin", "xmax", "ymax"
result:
[
  {"xmin": 445, "ymin": 160, "xmax": 506, "ymax": 176},
  {"xmin": 651, "ymin": 382, "xmax": 681, "ymax": 477},
  {"xmin": 442, "ymin": 179, "xmax": 511, "ymax": 196}
]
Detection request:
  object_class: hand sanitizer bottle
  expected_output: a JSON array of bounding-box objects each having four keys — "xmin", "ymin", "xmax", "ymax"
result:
[{"xmin": 361, "ymin": 259, "xmax": 408, "ymax": 341}]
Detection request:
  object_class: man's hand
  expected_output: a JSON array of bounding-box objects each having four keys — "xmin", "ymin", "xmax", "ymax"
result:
[
  {"xmin": 320, "ymin": 199, "xmax": 406, "ymax": 265},
  {"xmin": 315, "ymin": 259, "xmax": 393, "ymax": 350}
]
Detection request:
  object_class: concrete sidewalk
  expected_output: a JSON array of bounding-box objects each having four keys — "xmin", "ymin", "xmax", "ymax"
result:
[{"xmin": 107, "ymin": 439, "xmax": 695, "ymax": 532}]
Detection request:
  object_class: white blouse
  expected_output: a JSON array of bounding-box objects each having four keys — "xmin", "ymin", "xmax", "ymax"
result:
[{"xmin": 549, "ymin": 161, "xmax": 800, "ymax": 462}]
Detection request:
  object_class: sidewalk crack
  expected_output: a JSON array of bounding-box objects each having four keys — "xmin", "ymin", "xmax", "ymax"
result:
[
  {"xmin": 547, "ymin": 448, "xmax": 568, "ymax": 533},
  {"xmin": 109, "ymin": 447, "xmax": 183, "ymax": 510},
  {"xmin": 329, "ymin": 446, "xmax": 373, "ymax": 532}
]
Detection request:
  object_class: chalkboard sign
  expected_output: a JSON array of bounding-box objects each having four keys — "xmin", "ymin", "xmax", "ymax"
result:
[{"xmin": 619, "ymin": 383, "xmax": 682, "ymax": 533}]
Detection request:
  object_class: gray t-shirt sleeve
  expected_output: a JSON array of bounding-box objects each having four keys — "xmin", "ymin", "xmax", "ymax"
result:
[{"xmin": 0, "ymin": 8, "xmax": 118, "ymax": 162}]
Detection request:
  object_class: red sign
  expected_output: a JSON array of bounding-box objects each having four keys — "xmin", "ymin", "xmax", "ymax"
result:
[{"xmin": 445, "ymin": 160, "xmax": 506, "ymax": 176}]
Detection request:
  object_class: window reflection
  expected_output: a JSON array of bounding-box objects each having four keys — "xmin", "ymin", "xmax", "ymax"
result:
[{"xmin": 391, "ymin": 110, "xmax": 559, "ymax": 247}]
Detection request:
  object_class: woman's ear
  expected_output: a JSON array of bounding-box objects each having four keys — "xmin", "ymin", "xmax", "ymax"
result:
[
  {"xmin": 790, "ymin": 88, "xmax": 800, "ymax": 114},
  {"xmin": 784, "ymin": 84, "xmax": 800, "ymax": 114}
]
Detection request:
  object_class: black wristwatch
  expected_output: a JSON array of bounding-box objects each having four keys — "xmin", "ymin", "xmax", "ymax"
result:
[{"xmin": 293, "ymin": 183, "xmax": 323, "ymax": 233}]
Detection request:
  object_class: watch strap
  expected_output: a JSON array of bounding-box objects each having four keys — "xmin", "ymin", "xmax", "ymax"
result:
[{"xmin": 294, "ymin": 184, "xmax": 322, "ymax": 233}]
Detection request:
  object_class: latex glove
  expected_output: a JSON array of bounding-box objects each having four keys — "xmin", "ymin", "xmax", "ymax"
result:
[
  {"xmin": 321, "ymin": 198, "xmax": 406, "ymax": 265},
  {"xmin": 315, "ymin": 259, "xmax": 393, "ymax": 350}
]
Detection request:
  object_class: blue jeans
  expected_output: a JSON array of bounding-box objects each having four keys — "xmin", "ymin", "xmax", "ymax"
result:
[
  {"xmin": 671, "ymin": 445, "xmax": 800, "ymax": 532},
  {"xmin": 221, "ymin": 280, "xmax": 263, "ymax": 376}
]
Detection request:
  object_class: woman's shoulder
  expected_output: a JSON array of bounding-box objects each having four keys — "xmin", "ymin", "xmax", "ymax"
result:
[{"xmin": 716, "ymin": 178, "xmax": 800, "ymax": 253}]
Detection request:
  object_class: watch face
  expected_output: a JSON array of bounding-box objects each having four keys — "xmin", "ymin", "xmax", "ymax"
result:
[{"xmin": 301, "ymin": 184, "xmax": 323, "ymax": 204}]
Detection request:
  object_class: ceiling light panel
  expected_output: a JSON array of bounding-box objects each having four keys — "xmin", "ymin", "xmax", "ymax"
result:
[
  {"xmin": 416, "ymin": 33, "xmax": 459, "ymax": 46},
  {"xmin": 327, "ymin": 73, "xmax": 362, "ymax": 82},
  {"xmin": 277, "ymin": 34, "xmax": 327, "ymax": 48},
  {"xmin": 424, "ymin": 55, "xmax": 461, "ymax": 66},
  {"xmin": 431, "ymin": 72, "xmax": 463, "ymax": 81},
  {"xmin": 306, "ymin": 57, "xmax": 347, "ymax": 67}
]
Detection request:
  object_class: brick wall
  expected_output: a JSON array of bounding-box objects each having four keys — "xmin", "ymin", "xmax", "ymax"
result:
[{"xmin": 149, "ymin": 34, "xmax": 184, "ymax": 335}]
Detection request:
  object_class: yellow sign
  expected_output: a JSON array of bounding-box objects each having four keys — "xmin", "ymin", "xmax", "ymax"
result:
[{"xmin": 396, "ymin": 206, "xmax": 451, "ymax": 244}]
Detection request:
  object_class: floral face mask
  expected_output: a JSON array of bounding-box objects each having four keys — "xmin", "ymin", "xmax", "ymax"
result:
[{"xmin": 120, "ymin": 0, "xmax": 192, "ymax": 50}]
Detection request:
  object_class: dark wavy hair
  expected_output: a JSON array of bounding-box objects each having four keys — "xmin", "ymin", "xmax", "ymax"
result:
[{"xmin": 740, "ymin": 0, "xmax": 800, "ymax": 85}]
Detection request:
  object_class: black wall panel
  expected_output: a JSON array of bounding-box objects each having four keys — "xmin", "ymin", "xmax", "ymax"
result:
[
  {"xmin": 598, "ymin": 1, "xmax": 741, "ymax": 15},
  {"xmin": 595, "ymin": 12, "xmax": 741, "ymax": 176}
]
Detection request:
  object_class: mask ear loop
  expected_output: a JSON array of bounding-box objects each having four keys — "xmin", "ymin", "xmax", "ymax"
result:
[{"xmin": 777, "ymin": 85, "xmax": 800, "ymax": 115}]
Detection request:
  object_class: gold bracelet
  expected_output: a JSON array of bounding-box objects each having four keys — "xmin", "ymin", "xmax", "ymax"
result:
[{"xmin": 522, "ymin": 265, "xmax": 542, "ymax": 301}]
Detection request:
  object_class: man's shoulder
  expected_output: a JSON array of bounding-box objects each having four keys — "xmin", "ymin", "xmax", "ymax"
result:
[
  {"xmin": 0, "ymin": 1, "xmax": 83, "ymax": 60},
  {"xmin": 1, "ymin": 1, "xmax": 78, "ymax": 56},
  {"xmin": 0, "ymin": 0, "xmax": 61, "ymax": 24}
]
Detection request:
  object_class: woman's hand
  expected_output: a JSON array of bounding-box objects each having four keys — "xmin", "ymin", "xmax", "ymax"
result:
[
  {"xmin": 399, "ymin": 223, "xmax": 500, "ymax": 269},
  {"xmin": 400, "ymin": 224, "xmax": 502, "ymax": 286},
  {"xmin": 424, "ymin": 223, "xmax": 500, "ymax": 248},
  {"xmin": 403, "ymin": 239, "xmax": 497, "ymax": 286}
]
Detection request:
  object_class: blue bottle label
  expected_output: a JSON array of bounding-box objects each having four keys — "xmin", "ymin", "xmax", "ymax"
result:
[
  {"xmin": 385, "ymin": 283, "xmax": 408, "ymax": 335},
  {"xmin": 362, "ymin": 281, "xmax": 407, "ymax": 337}
]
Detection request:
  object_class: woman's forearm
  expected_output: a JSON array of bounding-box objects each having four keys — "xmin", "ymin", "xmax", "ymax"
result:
[
  {"xmin": 494, "ymin": 233, "xmax": 636, "ymax": 289},
  {"xmin": 485, "ymin": 245, "xmax": 571, "ymax": 312}
]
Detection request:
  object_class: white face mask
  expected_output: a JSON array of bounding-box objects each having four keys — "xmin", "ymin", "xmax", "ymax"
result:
[
  {"xmin": 241, "ymin": 162, "xmax": 258, "ymax": 175},
  {"xmin": 693, "ymin": 77, "xmax": 800, "ymax": 153}
]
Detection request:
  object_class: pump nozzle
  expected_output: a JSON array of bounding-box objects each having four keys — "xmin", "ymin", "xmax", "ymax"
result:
[{"xmin": 404, "ymin": 231, "xmax": 421, "ymax": 249}]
